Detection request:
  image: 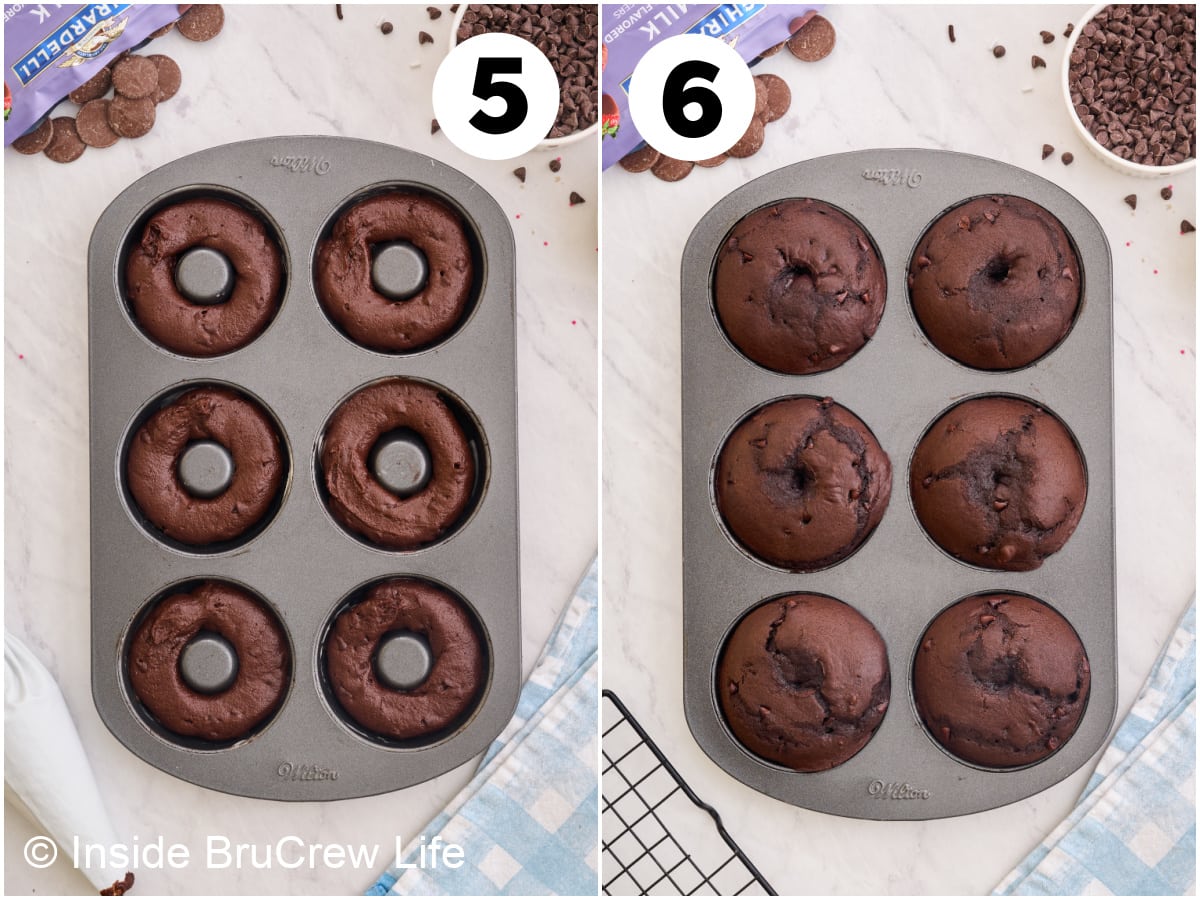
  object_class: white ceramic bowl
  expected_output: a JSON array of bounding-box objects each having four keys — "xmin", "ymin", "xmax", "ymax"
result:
[
  {"xmin": 1061, "ymin": 2, "xmax": 1196, "ymax": 177},
  {"xmin": 449, "ymin": 4, "xmax": 599, "ymax": 151}
]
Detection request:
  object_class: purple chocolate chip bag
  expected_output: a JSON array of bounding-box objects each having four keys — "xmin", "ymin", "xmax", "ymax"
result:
[
  {"xmin": 602, "ymin": 3, "xmax": 818, "ymax": 169},
  {"xmin": 4, "ymin": 3, "xmax": 180, "ymax": 146}
]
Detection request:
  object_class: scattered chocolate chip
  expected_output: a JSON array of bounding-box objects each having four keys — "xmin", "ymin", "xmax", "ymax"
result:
[
  {"xmin": 513, "ymin": 166, "xmax": 526, "ymax": 183},
  {"xmin": 177, "ymin": 4, "xmax": 224, "ymax": 41},
  {"xmin": 100, "ymin": 873, "xmax": 135, "ymax": 897},
  {"xmin": 1124, "ymin": 194, "xmax": 1137, "ymax": 209},
  {"xmin": 68, "ymin": 66, "xmax": 112, "ymax": 104},
  {"xmin": 1032, "ymin": 55, "xmax": 1046, "ymax": 69},
  {"xmin": 112, "ymin": 55, "xmax": 159, "ymax": 100},
  {"xmin": 1162, "ymin": 186, "xmax": 1174, "ymax": 200},
  {"xmin": 450, "ymin": 4, "xmax": 459, "ymax": 11},
  {"xmin": 549, "ymin": 158, "xmax": 562, "ymax": 173},
  {"xmin": 149, "ymin": 55, "xmax": 182, "ymax": 104},
  {"xmin": 418, "ymin": 30, "xmax": 433, "ymax": 44},
  {"xmin": 11, "ymin": 117, "xmax": 54, "ymax": 154},
  {"xmin": 335, "ymin": 4, "xmax": 343, "ymax": 20},
  {"xmin": 108, "ymin": 94, "xmax": 156, "ymax": 138},
  {"xmin": 43, "ymin": 117, "xmax": 86, "ymax": 163},
  {"xmin": 1040, "ymin": 30, "xmax": 1055, "ymax": 44},
  {"xmin": 569, "ymin": 191, "xmax": 585, "ymax": 206},
  {"xmin": 427, "ymin": 6, "xmax": 442, "ymax": 19},
  {"xmin": 76, "ymin": 99, "xmax": 120, "ymax": 148},
  {"xmin": 619, "ymin": 144, "xmax": 659, "ymax": 173},
  {"xmin": 1061, "ymin": 151, "xmax": 1074, "ymax": 165},
  {"xmin": 1042, "ymin": 143, "xmax": 1055, "ymax": 159},
  {"xmin": 431, "ymin": 118, "xmax": 440, "ymax": 134},
  {"xmin": 788, "ymin": 14, "xmax": 836, "ymax": 61},
  {"xmin": 381, "ymin": 21, "xmax": 393, "ymax": 34},
  {"xmin": 650, "ymin": 155, "xmax": 693, "ymax": 182},
  {"xmin": 1183, "ymin": 220, "xmax": 1196, "ymax": 233},
  {"xmin": 948, "ymin": 23, "xmax": 956, "ymax": 43},
  {"xmin": 1063, "ymin": 22, "xmax": 1074, "ymax": 37},
  {"xmin": 993, "ymin": 44, "xmax": 1006, "ymax": 58}
]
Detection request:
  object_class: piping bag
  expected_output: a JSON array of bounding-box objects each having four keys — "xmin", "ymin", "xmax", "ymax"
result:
[{"xmin": 5, "ymin": 630, "xmax": 130, "ymax": 892}]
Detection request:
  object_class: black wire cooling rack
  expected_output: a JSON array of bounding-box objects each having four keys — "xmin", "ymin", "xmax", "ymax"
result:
[{"xmin": 601, "ymin": 690, "xmax": 776, "ymax": 896}]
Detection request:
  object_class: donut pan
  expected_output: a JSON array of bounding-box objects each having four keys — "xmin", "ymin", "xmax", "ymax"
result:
[
  {"xmin": 88, "ymin": 136, "xmax": 520, "ymax": 800},
  {"xmin": 680, "ymin": 149, "xmax": 1115, "ymax": 820}
]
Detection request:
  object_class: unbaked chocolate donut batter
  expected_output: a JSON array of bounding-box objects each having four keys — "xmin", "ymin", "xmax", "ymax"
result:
[
  {"xmin": 125, "ymin": 198, "xmax": 283, "ymax": 356},
  {"xmin": 127, "ymin": 581, "xmax": 290, "ymax": 742},
  {"xmin": 315, "ymin": 191, "xmax": 474, "ymax": 352},
  {"xmin": 324, "ymin": 579, "xmax": 485, "ymax": 740},
  {"xmin": 125, "ymin": 386, "xmax": 283, "ymax": 546}
]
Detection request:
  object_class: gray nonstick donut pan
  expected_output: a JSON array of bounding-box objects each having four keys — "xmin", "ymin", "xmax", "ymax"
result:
[
  {"xmin": 681, "ymin": 149, "xmax": 1115, "ymax": 820},
  {"xmin": 88, "ymin": 136, "xmax": 520, "ymax": 801}
]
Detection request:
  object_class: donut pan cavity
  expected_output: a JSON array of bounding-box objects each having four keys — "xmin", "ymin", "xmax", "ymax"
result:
[
  {"xmin": 89, "ymin": 136, "xmax": 520, "ymax": 801},
  {"xmin": 681, "ymin": 149, "xmax": 1115, "ymax": 820}
]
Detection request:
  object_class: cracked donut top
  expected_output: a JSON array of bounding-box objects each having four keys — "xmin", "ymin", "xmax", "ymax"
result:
[
  {"xmin": 913, "ymin": 593, "xmax": 1091, "ymax": 768},
  {"xmin": 715, "ymin": 397, "xmax": 891, "ymax": 571},
  {"xmin": 713, "ymin": 199, "xmax": 886, "ymax": 374},
  {"xmin": 908, "ymin": 195, "xmax": 1081, "ymax": 370},
  {"xmin": 910, "ymin": 395, "xmax": 1086, "ymax": 571},
  {"xmin": 718, "ymin": 594, "xmax": 890, "ymax": 772}
]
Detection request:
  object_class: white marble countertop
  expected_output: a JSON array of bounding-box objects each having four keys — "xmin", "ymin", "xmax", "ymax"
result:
[
  {"xmin": 4, "ymin": 5, "xmax": 596, "ymax": 895},
  {"xmin": 602, "ymin": 4, "xmax": 1195, "ymax": 895}
]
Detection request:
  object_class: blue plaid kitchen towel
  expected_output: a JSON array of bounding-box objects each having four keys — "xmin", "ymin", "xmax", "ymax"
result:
[
  {"xmin": 366, "ymin": 558, "xmax": 598, "ymax": 896},
  {"xmin": 995, "ymin": 599, "xmax": 1196, "ymax": 896}
]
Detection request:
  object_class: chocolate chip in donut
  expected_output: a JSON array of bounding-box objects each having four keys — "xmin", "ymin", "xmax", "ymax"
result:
[
  {"xmin": 314, "ymin": 191, "xmax": 476, "ymax": 353},
  {"xmin": 319, "ymin": 378, "xmax": 480, "ymax": 550},
  {"xmin": 714, "ymin": 199, "xmax": 886, "ymax": 374},
  {"xmin": 124, "ymin": 386, "xmax": 286, "ymax": 548},
  {"xmin": 127, "ymin": 580, "xmax": 290, "ymax": 743},
  {"xmin": 323, "ymin": 578, "xmax": 486, "ymax": 742}
]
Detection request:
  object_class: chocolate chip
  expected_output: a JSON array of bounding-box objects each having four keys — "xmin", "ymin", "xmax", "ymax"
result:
[
  {"xmin": 149, "ymin": 55, "xmax": 182, "ymax": 104},
  {"xmin": 1162, "ymin": 185, "xmax": 1174, "ymax": 200},
  {"xmin": 650, "ymin": 155, "xmax": 694, "ymax": 182},
  {"xmin": 68, "ymin": 66, "xmax": 112, "ymax": 104},
  {"xmin": 11, "ymin": 117, "xmax": 54, "ymax": 154},
  {"xmin": 381, "ymin": 21, "xmax": 393, "ymax": 34},
  {"xmin": 1042, "ymin": 143, "xmax": 1055, "ymax": 159},
  {"xmin": 76, "ymin": 99, "xmax": 120, "ymax": 147},
  {"xmin": 111, "ymin": 56, "xmax": 158, "ymax": 100},
  {"xmin": 1062, "ymin": 151, "xmax": 1074, "ymax": 165},
  {"xmin": 431, "ymin": 118, "xmax": 440, "ymax": 134},
  {"xmin": 335, "ymin": 4, "xmax": 343, "ymax": 20},
  {"xmin": 788, "ymin": 14, "xmax": 836, "ymax": 62},
  {"xmin": 993, "ymin": 44, "xmax": 1006, "ymax": 58},
  {"xmin": 108, "ymin": 94, "xmax": 156, "ymax": 138},
  {"xmin": 1183, "ymin": 220, "xmax": 1196, "ymax": 233},
  {"xmin": 1124, "ymin": 194, "xmax": 1138, "ymax": 209},
  {"xmin": 1064, "ymin": 22, "xmax": 1074, "ymax": 37},
  {"xmin": 177, "ymin": 4, "xmax": 224, "ymax": 41},
  {"xmin": 513, "ymin": 166, "xmax": 526, "ymax": 183},
  {"xmin": 450, "ymin": 4, "xmax": 459, "ymax": 12},
  {"xmin": 427, "ymin": 7, "xmax": 442, "ymax": 19},
  {"xmin": 1040, "ymin": 30, "xmax": 1055, "ymax": 44},
  {"xmin": 569, "ymin": 191, "xmax": 585, "ymax": 206},
  {"xmin": 549, "ymin": 158, "xmax": 561, "ymax": 173},
  {"xmin": 418, "ymin": 29, "xmax": 432, "ymax": 43},
  {"xmin": 948, "ymin": 23, "xmax": 956, "ymax": 43},
  {"xmin": 43, "ymin": 117, "xmax": 86, "ymax": 163},
  {"xmin": 1032, "ymin": 55, "xmax": 1046, "ymax": 68},
  {"xmin": 619, "ymin": 144, "xmax": 659, "ymax": 173}
]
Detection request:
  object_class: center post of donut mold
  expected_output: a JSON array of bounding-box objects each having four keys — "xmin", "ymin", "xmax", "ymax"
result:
[
  {"xmin": 179, "ymin": 632, "xmax": 239, "ymax": 694},
  {"xmin": 174, "ymin": 246, "xmax": 234, "ymax": 305},
  {"xmin": 371, "ymin": 241, "xmax": 429, "ymax": 301},
  {"xmin": 369, "ymin": 429, "xmax": 432, "ymax": 497},
  {"xmin": 373, "ymin": 631, "xmax": 433, "ymax": 691},
  {"xmin": 177, "ymin": 440, "xmax": 235, "ymax": 499}
]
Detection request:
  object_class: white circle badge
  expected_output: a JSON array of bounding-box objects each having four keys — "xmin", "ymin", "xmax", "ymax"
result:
[
  {"xmin": 626, "ymin": 33, "xmax": 756, "ymax": 162},
  {"xmin": 433, "ymin": 33, "xmax": 560, "ymax": 160}
]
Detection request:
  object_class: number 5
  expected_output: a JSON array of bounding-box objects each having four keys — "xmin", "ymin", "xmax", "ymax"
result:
[{"xmin": 469, "ymin": 58, "xmax": 529, "ymax": 136}]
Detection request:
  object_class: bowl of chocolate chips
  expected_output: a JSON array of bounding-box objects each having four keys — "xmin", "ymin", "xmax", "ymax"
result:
[
  {"xmin": 1062, "ymin": 3, "xmax": 1196, "ymax": 176},
  {"xmin": 452, "ymin": 3, "xmax": 599, "ymax": 150}
]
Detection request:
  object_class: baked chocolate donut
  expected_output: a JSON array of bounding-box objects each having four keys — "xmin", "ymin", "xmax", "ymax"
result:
[
  {"xmin": 320, "ymin": 379, "xmax": 476, "ymax": 550},
  {"xmin": 125, "ymin": 386, "xmax": 284, "ymax": 547},
  {"xmin": 324, "ymin": 578, "xmax": 485, "ymax": 740},
  {"xmin": 715, "ymin": 397, "xmax": 891, "ymax": 571},
  {"xmin": 910, "ymin": 396, "xmax": 1087, "ymax": 571},
  {"xmin": 714, "ymin": 199, "xmax": 886, "ymax": 374},
  {"xmin": 908, "ymin": 195, "xmax": 1081, "ymax": 370},
  {"xmin": 127, "ymin": 581, "xmax": 290, "ymax": 742},
  {"xmin": 718, "ymin": 594, "xmax": 890, "ymax": 771},
  {"xmin": 913, "ymin": 593, "xmax": 1091, "ymax": 768},
  {"xmin": 315, "ymin": 191, "xmax": 474, "ymax": 352},
  {"xmin": 125, "ymin": 198, "xmax": 283, "ymax": 356}
]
